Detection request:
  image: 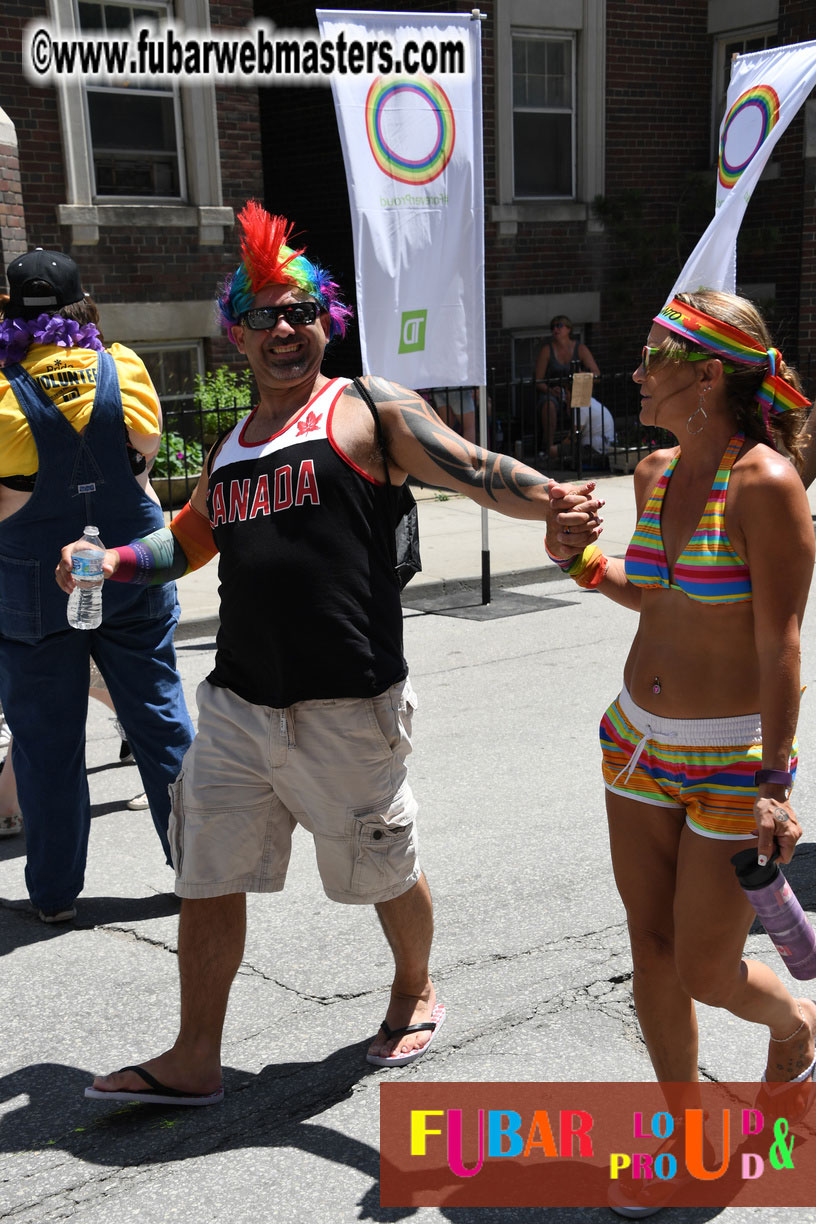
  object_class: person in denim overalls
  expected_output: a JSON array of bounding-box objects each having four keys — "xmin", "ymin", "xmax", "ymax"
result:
[{"xmin": 0, "ymin": 248, "xmax": 193, "ymax": 921}]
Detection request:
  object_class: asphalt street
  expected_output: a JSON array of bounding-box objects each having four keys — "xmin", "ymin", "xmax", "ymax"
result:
[{"xmin": 2, "ymin": 475, "xmax": 816, "ymax": 1223}]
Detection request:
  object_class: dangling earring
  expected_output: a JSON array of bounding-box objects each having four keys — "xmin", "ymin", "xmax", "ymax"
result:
[{"xmin": 687, "ymin": 385, "xmax": 710, "ymax": 436}]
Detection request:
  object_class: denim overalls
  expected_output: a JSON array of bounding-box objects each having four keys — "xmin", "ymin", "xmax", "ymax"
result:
[{"xmin": 0, "ymin": 350, "xmax": 194, "ymax": 914}]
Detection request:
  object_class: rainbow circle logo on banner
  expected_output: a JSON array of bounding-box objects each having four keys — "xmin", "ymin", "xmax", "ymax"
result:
[
  {"xmin": 718, "ymin": 84, "xmax": 780, "ymax": 190},
  {"xmin": 365, "ymin": 75, "xmax": 456, "ymax": 184}
]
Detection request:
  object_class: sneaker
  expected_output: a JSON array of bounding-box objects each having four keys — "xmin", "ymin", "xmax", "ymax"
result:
[
  {"xmin": 127, "ymin": 792, "xmax": 149, "ymax": 810},
  {"xmin": 0, "ymin": 811, "xmax": 22, "ymax": 837},
  {"xmin": 113, "ymin": 719, "xmax": 134, "ymax": 765},
  {"xmin": 37, "ymin": 906, "xmax": 77, "ymax": 923}
]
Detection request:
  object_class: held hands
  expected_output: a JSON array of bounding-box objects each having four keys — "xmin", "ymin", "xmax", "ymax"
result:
[
  {"xmin": 755, "ymin": 793, "xmax": 801, "ymax": 866},
  {"xmin": 55, "ymin": 541, "xmax": 120, "ymax": 594},
  {"xmin": 547, "ymin": 481, "xmax": 604, "ymax": 559}
]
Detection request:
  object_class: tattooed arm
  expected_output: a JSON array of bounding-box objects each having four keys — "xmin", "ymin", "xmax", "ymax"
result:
[{"xmin": 353, "ymin": 376, "xmax": 603, "ymax": 537}]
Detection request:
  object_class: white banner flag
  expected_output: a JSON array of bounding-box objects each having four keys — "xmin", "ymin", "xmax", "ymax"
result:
[
  {"xmin": 316, "ymin": 9, "xmax": 485, "ymax": 387},
  {"xmin": 669, "ymin": 39, "xmax": 816, "ymax": 301}
]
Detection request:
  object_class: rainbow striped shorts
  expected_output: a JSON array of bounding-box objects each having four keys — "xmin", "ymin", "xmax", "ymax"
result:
[{"xmin": 599, "ymin": 687, "xmax": 797, "ymax": 840}]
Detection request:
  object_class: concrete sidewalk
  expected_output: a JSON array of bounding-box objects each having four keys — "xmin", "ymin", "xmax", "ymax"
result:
[
  {"xmin": 175, "ymin": 469, "xmax": 816, "ymax": 632},
  {"xmin": 173, "ymin": 472, "xmax": 643, "ymax": 633}
]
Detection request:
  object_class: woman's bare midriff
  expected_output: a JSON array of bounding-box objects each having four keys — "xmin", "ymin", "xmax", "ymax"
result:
[{"xmin": 623, "ymin": 588, "xmax": 759, "ymax": 718}]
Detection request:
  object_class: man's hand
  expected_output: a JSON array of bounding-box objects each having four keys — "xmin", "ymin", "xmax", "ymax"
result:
[
  {"xmin": 56, "ymin": 542, "xmax": 120, "ymax": 594},
  {"xmin": 547, "ymin": 481, "xmax": 604, "ymax": 558}
]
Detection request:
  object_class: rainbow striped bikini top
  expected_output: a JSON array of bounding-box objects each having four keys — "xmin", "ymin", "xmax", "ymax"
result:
[{"xmin": 624, "ymin": 432, "xmax": 752, "ymax": 604}]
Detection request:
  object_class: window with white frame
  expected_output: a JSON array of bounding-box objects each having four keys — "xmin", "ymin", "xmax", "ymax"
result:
[
  {"xmin": 134, "ymin": 340, "xmax": 204, "ymax": 425},
  {"xmin": 78, "ymin": 0, "xmax": 184, "ymax": 199},
  {"xmin": 492, "ymin": 1, "xmax": 605, "ymax": 231},
  {"xmin": 50, "ymin": 0, "xmax": 232, "ymax": 245},
  {"xmin": 512, "ymin": 33, "xmax": 575, "ymax": 198}
]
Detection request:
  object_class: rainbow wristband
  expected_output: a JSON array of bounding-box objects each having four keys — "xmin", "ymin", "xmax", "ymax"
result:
[
  {"xmin": 546, "ymin": 543, "xmax": 608, "ymax": 588},
  {"xmin": 545, "ymin": 544, "xmax": 583, "ymax": 574}
]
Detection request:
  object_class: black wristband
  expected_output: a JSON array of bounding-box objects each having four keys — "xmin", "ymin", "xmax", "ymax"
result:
[{"xmin": 755, "ymin": 769, "xmax": 793, "ymax": 789}]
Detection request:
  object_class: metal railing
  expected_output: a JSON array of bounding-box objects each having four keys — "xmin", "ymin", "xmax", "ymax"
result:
[
  {"xmin": 153, "ymin": 400, "xmax": 251, "ymax": 509},
  {"xmin": 161, "ymin": 360, "xmax": 809, "ymax": 506},
  {"xmin": 438, "ymin": 370, "xmax": 672, "ymax": 477}
]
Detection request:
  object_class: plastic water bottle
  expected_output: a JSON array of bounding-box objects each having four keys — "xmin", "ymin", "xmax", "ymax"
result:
[
  {"xmin": 67, "ymin": 525, "xmax": 105, "ymax": 630},
  {"xmin": 731, "ymin": 848, "xmax": 816, "ymax": 980}
]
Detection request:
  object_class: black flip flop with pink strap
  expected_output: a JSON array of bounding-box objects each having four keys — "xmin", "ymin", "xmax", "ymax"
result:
[{"xmin": 366, "ymin": 1002, "xmax": 447, "ymax": 1067}]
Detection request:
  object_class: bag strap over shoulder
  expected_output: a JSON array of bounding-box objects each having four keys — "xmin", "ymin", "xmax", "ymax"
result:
[
  {"xmin": 351, "ymin": 376, "xmax": 421, "ymax": 588},
  {"xmin": 352, "ymin": 376, "xmax": 394, "ymax": 491}
]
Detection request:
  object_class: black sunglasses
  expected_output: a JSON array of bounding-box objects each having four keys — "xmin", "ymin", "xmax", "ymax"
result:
[{"xmin": 241, "ymin": 302, "xmax": 321, "ymax": 330}]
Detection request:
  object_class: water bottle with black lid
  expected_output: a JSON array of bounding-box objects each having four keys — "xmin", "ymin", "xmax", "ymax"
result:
[{"xmin": 731, "ymin": 847, "xmax": 816, "ymax": 980}]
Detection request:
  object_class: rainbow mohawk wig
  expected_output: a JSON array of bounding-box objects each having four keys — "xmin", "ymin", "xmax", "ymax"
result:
[{"xmin": 218, "ymin": 200, "xmax": 353, "ymax": 341}]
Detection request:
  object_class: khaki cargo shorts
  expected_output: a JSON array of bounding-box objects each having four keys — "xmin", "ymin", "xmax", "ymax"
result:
[{"xmin": 169, "ymin": 677, "xmax": 420, "ymax": 903}]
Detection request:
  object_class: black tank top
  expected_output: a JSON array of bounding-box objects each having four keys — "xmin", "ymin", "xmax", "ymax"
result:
[{"xmin": 206, "ymin": 378, "xmax": 407, "ymax": 707}]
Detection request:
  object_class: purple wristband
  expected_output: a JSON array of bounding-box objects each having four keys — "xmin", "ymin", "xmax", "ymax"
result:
[{"xmin": 755, "ymin": 769, "xmax": 793, "ymax": 789}]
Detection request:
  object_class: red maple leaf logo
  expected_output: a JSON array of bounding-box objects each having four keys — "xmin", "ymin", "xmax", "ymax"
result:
[{"xmin": 296, "ymin": 411, "xmax": 322, "ymax": 435}]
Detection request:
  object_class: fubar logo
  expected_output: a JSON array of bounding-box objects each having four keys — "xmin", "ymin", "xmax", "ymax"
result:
[
  {"xmin": 399, "ymin": 309, "xmax": 427, "ymax": 354},
  {"xmin": 380, "ymin": 1081, "xmax": 812, "ymax": 1209}
]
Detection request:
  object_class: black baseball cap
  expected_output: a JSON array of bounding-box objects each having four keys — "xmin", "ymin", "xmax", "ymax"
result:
[{"xmin": 5, "ymin": 248, "xmax": 85, "ymax": 318}]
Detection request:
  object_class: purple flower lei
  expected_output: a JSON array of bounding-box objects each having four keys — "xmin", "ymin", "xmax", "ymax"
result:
[{"xmin": 0, "ymin": 313, "xmax": 104, "ymax": 366}]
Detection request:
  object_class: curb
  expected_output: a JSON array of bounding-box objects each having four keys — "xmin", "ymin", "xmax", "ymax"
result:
[
  {"xmin": 174, "ymin": 555, "xmax": 632, "ymax": 640},
  {"xmin": 173, "ymin": 563, "xmax": 563, "ymax": 641}
]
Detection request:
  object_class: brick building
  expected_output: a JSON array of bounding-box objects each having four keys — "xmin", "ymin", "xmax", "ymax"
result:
[
  {"xmin": 3, "ymin": 0, "xmax": 815, "ymax": 411},
  {"xmin": 258, "ymin": 0, "xmax": 816, "ymax": 395},
  {"xmin": 1, "ymin": 0, "xmax": 264, "ymax": 417}
]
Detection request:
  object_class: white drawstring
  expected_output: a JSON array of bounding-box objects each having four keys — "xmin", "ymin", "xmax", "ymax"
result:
[
  {"xmin": 612, "ymin": 728, "xmax": 652, "ymax": 787},
  {"xmin": 612, "ymin": 723, "xmax": 678, "ymax": 788}
]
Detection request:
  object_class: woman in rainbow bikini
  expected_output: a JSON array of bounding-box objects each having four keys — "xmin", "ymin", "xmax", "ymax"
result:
[{"xmin": 550, "ymin": 290, "xmax": 814, "ymax": 1197}]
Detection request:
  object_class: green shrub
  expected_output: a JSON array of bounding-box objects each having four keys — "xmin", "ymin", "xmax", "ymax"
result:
[
  {"xmin": 153, "ymin": 431, "xmax": 204, "ymax": 480},
  {"xmin": 194, "ymin": 366, "xmax": 254, "ymax": 443}
]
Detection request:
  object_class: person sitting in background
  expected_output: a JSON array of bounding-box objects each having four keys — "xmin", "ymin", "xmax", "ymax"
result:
[
  {"xmin": 422, "ymin": 387, "xmax": 477, "ymax": 443},
  {"xmin": 578, "ymin": 398, "xmax": 616, "ymax": 462},
  {"xmin": 535, "ymin": 316, "xmax": 601, "ymax": 457}
]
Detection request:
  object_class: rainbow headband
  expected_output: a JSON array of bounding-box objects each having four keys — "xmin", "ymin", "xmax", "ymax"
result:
[
  {"xmin": 655, "ymin": 298, "xmax": 811, "ymax": 435},
  {"xmin": 218, "ymin": 201, "xmax": 352, "ymax": 342}
]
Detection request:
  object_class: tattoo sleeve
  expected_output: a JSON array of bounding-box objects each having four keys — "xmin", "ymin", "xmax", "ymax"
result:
[{"xmin": 354, "ymin": 377, "xmax": 551, "ymax": 505}]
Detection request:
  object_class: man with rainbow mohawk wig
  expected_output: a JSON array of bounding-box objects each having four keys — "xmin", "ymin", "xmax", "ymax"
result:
[
  {"xmin": 217, "ymin": 201, "xmax": 354, "ymax": 343},
  {"xmin": 59, "ymin": 200, "xmax": 603, "ymax": 1107}
]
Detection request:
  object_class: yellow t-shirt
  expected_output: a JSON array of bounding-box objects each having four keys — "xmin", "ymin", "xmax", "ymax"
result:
[{"xmin": 0, "ymin": 343, "xmax": 160, "ymax": 477}]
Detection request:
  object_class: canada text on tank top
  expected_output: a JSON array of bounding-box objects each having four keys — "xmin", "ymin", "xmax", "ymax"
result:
[
  {"xmin": 208, "ymin": 377, "xmax": 350, "ymax": 525},
  {"xmin": 205, "ymin": 376, "xmax": 407, "ymax": 708}
]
